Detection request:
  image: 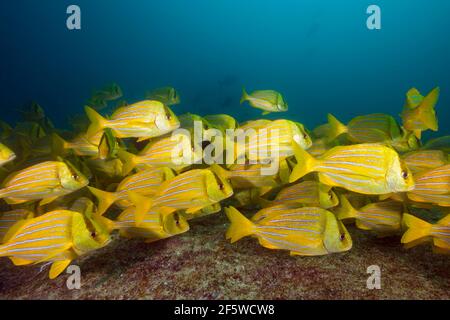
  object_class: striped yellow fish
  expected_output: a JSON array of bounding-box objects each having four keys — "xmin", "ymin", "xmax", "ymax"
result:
[
  {"xmin": 118, "ymin": 132, "xmax": 201, "ymax": 175},
  {"xmin": 114, "ymin": 206, "xmax": 189, "ymax": 242},
  {"xmin": 0, "ymin": 143, "xmax": 16, "ymax": 167},
  {"xmin": 289, "ymin": 142, "xmax": 415, "ymax": 194},
  {"xmin": 88, "ymin": 167, "xmax": 175, "ymax": 215},
  {"xmin": 334, "ymin": 194, "xmax": 403, "ymax": 235},
  {"xmin": 0, "ymin": 210, "xmax": 111, "ymax": 279},
  {"xmin": 85, "ymin": 100, "xmax": 180, "ymax": 141},
  {"xmin": 407, "ymin": 164, "xmax": 450, "ymax": 206},
  {"xmin": 0, "ymin": 209, "xmax": 34, "ymax": 243},
  {"xmin": 52, "ymin": 132, "xmax": 103, "ymax": 157},
  {"xmin": 240, "ymin": 89, "xmax": 288, "ymax": 115},
  {"xmin": 225, "ymin": 205, "xmax": 352, "ymax": 256},
  {"xmin": 210, "ymin": 164, "xmax": 279, "ymax": 190},
  {"xmin": 129, "ymin": 169, "xmax": 233, "ymax": 221},
  {"xmin": 403, "ymin": 150, "xmax": 448, "ymax": 174},
  {"xmin": 0, "ymin": 161, "xmax": 88, "ymax": 206},
  {"xmin": 401, "ymin": 213, "xmax": 450, "ymax": 253},
  {"xmin": 262, "ymin": 181, "xmax": 338, "ymax": 209}
]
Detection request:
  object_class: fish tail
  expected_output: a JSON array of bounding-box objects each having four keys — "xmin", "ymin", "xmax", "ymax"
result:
[
  {"xmin": 240, "ymin": 87, "xmax": 249, "ymax": 104},
  {"xmin": 401, "ymin": 214, "xmax": 432, "ymax": 244},
  {"xmin": 128, "ymin": 192, "xmax": 153, "ymax": 226},
  {"xmin": 420, "ymin": 87, "xmax": 439, "ymax": 131},
  {"xmin": 117, "ymin": 149, "xmax": 138, "ymax": 175},
  {"xmin": 224, "ymin": 206, "xmax": 255, "ymax": 243},
  {"xmin": 85, "ymin": 106, "xmax": 107, "ymax": 138},
  {"xmin": 289, "ymin": 142, "xmax": 317, "ymax": 183},
  {"xmin": 327, "ymin": 113, "xmax": 347, "ymax": 139},
  {"xmin": 87, "ymin": 186, "xmax": 118, "ymax": 215},
  {"xmin": 51, "ymin": 133, "xmax": 69, "ymax": 156},
  {"xmin": 334, "ymin": 194, "xmax": 358, "ymax": 220}
]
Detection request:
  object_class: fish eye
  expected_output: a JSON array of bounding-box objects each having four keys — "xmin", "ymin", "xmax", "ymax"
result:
[
  {"xmin": 91, "ymin": 232, "xmax": 97, "ymax": 238},
  {"xmin": 328, "ymin": 192, "xmax": 333, "ymax": 200},
  {"xmin": 339, "ymin": 234, "xmax": 345, "ymax": 241},
  {"xmin": 402, "ymin": 171, "xmax": 409, "ymax": 179},
  {"xmin": 219, "ymin": 183, "xmax": 224, "ymax": 190},
  {"xmin": 303, "ymin": 133, "xmax": 308, "ymax": 140},
  {"xmin": 72, "ymin": 173, "xmax": 79, "ymax": 180},
  {"xmin": 166, "ymin": 113, "xmax": 172, "ymax": 121}
]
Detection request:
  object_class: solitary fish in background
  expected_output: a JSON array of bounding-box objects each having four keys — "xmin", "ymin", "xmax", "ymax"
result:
[
  {"xmin": 289, "ymin": 143, "xmax": 415, "ymax": 195},
  {"xmin": 401, "ymin": 87, "xmax": 439, "ymax": 139},
  {"xmin": 85, "ymin": 100, "xmax": 180, "ymax": 142},
  {"xmin": 88, "ymin": 167, "xmax": 175, "ymax": 215},
  {"xmin": 225, "ymin": 205, "xmax": 352, "ymax": 256},
  {"xmin": 402, "ymin": 150, "xmax": 448, "ymax": 174},
  {"xmin": 0, "ymin": 161, "xmax": 88, "ymax": 206},
  {"xmin": 240, "ymin": 88, "xmax": 288, "ymax": 115},
  {"xmin": 115, "ymin": 205, "xmax": 189, "ymax": 242},
  {"xmin": 262, "ymin": 181, "xmax": 339, "ymax": 209},
  {"xmin": 401, "ymin": 213, "xmax": 450, "ymax": 253},
  {"xmin": 0, "ymin": 143, "xmax": 16, "ymax": 167},
  {"xmin": 146, "ymin": 87, "xmax": 180, "ymax": 106},
  {"xmin": 129, "ymin": 169, "xmax": 233, "ymax": 221},
  {"xmin": 0, "ymin": 209, "xmax": 34, "ymax": 243},
  {"xmin": 0, "ymin": 210, "xmax": 111, "ymax": 279},
  {"xmin": 407, "ymin": 164, "xmax": 450, "ymax": 207},
  {"xmin": 334, "ymin": 194, "xmax": 403, "ymax": 235}
]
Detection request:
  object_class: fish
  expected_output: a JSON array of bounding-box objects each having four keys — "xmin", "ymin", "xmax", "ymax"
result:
[
  {"xmin": 422, "ymin": 135, "xmax": 450, "ymax": 153},
  {"xmin": 0, "ymin": 143, "xmax": 16, "ymax": 167},
  {"xmin": 240, "ymin": 88, "xmax": 288, "ymax": 115},
  {"xmin": 401, "ymin": 213, "xmax": 450, "ymax": 253},
  {"xmin": 92, "ymin": 83, "xmax": 123, "ymax": 102},
  {"xmin": 85, "ymin": 158, "xmax": 124, "ymax": 179},
  {"xmin": 0, "ymin": 210, "xmax": 111, "ymax": 279},
  {"xmin": 19, "ymin": 102, "xmax": 46, "ymax": 122},
  {"xmin": 262, "ymin": 181, "xmax": 339, "ymax": 209},
  {"xmin": 403, "ymin": 150, "xmax": 448, "ymax": 174},
  {"xmin": 70, "ymin": 197, "xmax": 95, "ymax": 217},
  {"xmin": 14, "ymin": 121, "xmax": 46, "ymax": 142},
  {"xmin": 225, "ymin": 205, "xmax": 352, "ymax": 256},
  {"xmin": 115, "ymin": 207, "xmax": 189, "ymax": 242},
  {"xmin": 52, "ymin": 132, "xmax": 103, "ymax": 157},
  {"xmin": 227, "ymin": 189, "xmax": 261, "ymax": 209},
  {"xmin": 129, "ymin": 169, "xmax": 233, "ymax": 220},
  {"xmin": 87, "ymin": 96, "xmax": 107, "ymax": 110},
  {"xmin": 145, "ymin": 87, "xmax": 180, "ymax": 106},
  {"xmin": 401, "ymin": 87, "xmax": 439, "ymax": 139},
  {"xmin": 88, "ymin": 167, "xmax": 175, "ymax": 215},
  {"xmin": 85, "ymin": 100, "xmax": 180, "ymax": 141},
  {"xmin": 0, "ymin": 209, "xmax": 34, "ymax": 243},
  {"xmin": 210, "ymin": 163, "xmax": 279, "ymax": 190},
  {"xmin": 289, "ymin": 142, "xmax": 415, "ymax": 194},
  {"xmin": 334, "ymin": 194, "xmax": 403, "ymax": 235},
  {"xmin": 0, "ymin": 161, "xmax": 88, "ymax": 206},
  {"xmin": 98, "ymin": 128, "xmax": 119, "ymax": 160},
  {"xmin": 407, "ymin": 164, "xmax": 450, "ymax": 207},
  {"xmin": 203, "ymin": 114, "xmax": 237, "ymax": 133}
]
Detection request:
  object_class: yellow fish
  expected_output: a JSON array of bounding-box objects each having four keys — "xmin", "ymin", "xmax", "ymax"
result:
[
  {"xmin": 0, "ymin": 143, "xmax": 16, "ymax": 167},
  {"xmin": 407, "ymin": 164, "xmax": 450, "ymax": 207},
  {"xmin": 289, "ymin": 142, "xmax": 415, "ymax": 195},
  {"xmin": 0, "ymin": 210, "xmax": 111, "ymax": 279},
  {"xmin": 225, "ymin": 205, "xmax": 352, "ymax": 256},
  {"xmin": 401, "ymin": 214, "xmax": 450, "ymax": 253},
  {"xmin": 211, "ymin": 164, "xmax": 279, "ymax": 190},
  {"xmin": 262, "ymin": 181, "xmax": 338, "ymax": 209},
  {"xmin": 129, "ymin": 169, "xmax": 233, "ymax": 220},
  {"xmin": 88, "ymin": 167, "xmax": 175, "ymax": 215},
  {"xmin": 0, "ymin": 209, "xmax": 34, "ymax": 243},
  {"xmin": 403, "ymin": 150, "xmax": 448, "ymax": 174},
  {"xmin": 146, "ymin": 87, "xmax": 180, "ymax": 106},
  {"xmin": 0, "ymin": 161, "xmax": 88, "ymax": 205},
  {"xmin": 334, "ymin": 195, "xmax": 403, "ymax": 235},
  {"xmin": 240, "ymin": 88, "xmax": 288, "ymax": 115},
  {"xmin": 203, "ymin": 114, "xmax": 237, "ymax": 133},
  {"xmin": 401, "ymin": 87, "xmax": 439, "ymax": 139},
  {"xmin": 52, "ymin": 132, "xmax": 103, "ymax": 157},
  {"xmin": 70, "ymin": 197, "xmax": 95, "ymax": 217},
  {"xmin": 85, "ymin": 100, "xmax": 180, "ymax": 141}
]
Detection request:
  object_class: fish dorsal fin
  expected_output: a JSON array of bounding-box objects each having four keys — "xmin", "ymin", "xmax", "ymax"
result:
[{"xmin": 2, "ymin": 220, "xmax": 28, "ymax": 243}]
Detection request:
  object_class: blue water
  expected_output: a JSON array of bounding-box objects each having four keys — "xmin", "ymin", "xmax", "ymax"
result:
[{"xmin": 1, "ymin": 0, "xmax": 449, "ymax": 138}]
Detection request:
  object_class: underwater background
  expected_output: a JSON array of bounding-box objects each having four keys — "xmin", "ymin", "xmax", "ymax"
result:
[{"xmin": 1, "ymin": 0, "xmax": 449, "ymax": 135}]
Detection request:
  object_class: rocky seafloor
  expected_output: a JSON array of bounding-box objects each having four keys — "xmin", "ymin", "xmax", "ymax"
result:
[{"xmin": 0, "ymin": 212, "xmax": 448, "ymax": 300}]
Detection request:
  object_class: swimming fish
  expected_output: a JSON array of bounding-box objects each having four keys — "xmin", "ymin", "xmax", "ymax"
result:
[
  {"xmin": 85, "ymin": 100, "xmax": 180, "ymax": 141},
  {"xmin": 52, "ymin": 132, "xmax": 103, "ymax": 157},
  {"xmin": 0, "ymin": 161, "xmax": 88, "ymax": 205},
  {"xmin": 146, "ymin": 87, "xmax": 180, "ymax": 106},
  {"xmin": 0, "ymin": 143, "xmax": 16, "ymax": 167},
  {"xmin": 403, "ymin": 150, "xmax": 448, "ymax": 174},
  {"xmin": 0, "ymin": 209, "xmax": 34, "ymax": 243},
  {"xmin": 225, "ymin": 205, "xmax": 352, "ymax": 256},
  {"xmin": 407, "ymin": 164, "xmax": 450, "ymax": 207},
  {"xmin": 289, "ymin": 142, "xmax": 415, "ymax": 194},
  {"xmin": 0, "ymin": 210, "xmax": 111, "ymax": 279},
  {"xmin": 262, "ymin": 181, "xmax": 339, "ymax": 209},
  {"xmin": 88, "ymin": 167, "xmax": 175, "ymax": 215},
  {"xmin": 401, "ymin": 213, "xmax": 449, "ymax": 253},
  {"xmin": 203, "ymin": 114, "xmax": 237, "ymax": 133},
  {"xmin": 210, "ymin": 163, "xmax": 279, "ymax": 190},
  {"xmin": 334, "ymin": 194, "xmax": 403, "ymax": 235},
  {"xmin": 401, "ymin": 87, "xmax": 439, "ymax": 139},
  {"xmin": 240, "ymin": 89, "xmax": 288, "ymax": 115},
  {"xmin": 92, "ymin": 83, "xmax": 123, "ymax": 102},
  {"xmin": 129, "ymin": 169, "xmax": 233, "ymax": 220}
]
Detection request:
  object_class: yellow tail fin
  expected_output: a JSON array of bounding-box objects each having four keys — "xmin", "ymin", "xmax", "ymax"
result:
[
  {"xmin": 401, "ymin": 214, "xmax": 431, "ymax": 244},
  {"xmin": 334, "ymin": 194, "xmax": 358, "ymax": 221},
  {"xmin": 87, "ymin": 186, "xmax": 119, "ymax": 215},
  {"xmin": 85, "ymin": 106, "xmax": 108, "ymax": 138},
  {"xmin": 327, "ymin": 113, "xmax": 347, "ymax": 140},
  {"xmin": 240, "ymin": 87, "xmax": 249, "ymax": 104},
  {"xmin": 289, "ymin": 142, "xmax": 317, "ymax": 183},
  {"xmin": 420, "ymin": 87, "xmax": 439, "ymax": 131},
  {"xmin": 128, "ymin": 192, "xmax": 153, "ymax": 226},
  {"xmin": 224, "ymin": 206, "xmax": 255, "ymax": 243},
  {"xmin": 117, "ymin": 149, "xmax": 139, "ymax": 176}
]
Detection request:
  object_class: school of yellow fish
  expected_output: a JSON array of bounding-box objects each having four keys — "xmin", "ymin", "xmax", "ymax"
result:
[{"xmin": 0, "ymin": 84, "xmax": 448, "ymax": 280}]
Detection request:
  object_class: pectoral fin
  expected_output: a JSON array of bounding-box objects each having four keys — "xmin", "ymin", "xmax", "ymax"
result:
[{"xmin": 49, "ymin": 259, "xmax": 72, "ymax": 279}]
